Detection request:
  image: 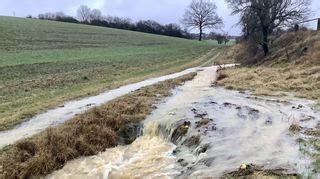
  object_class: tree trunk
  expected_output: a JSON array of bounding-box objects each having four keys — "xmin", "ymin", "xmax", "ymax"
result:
[
  {"xmin": 262, "ymin": 27, "xmax": 269, "ymax": 56},
  {"xmin": 262, "ymin": 43, "xmax": 269, "ymax": 56},
  {"xmin": 199, "ymin": 27, "xmax": 203, "ymax": 41}
]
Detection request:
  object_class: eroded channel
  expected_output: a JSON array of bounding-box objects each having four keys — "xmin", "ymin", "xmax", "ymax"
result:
[{"xmin": 49, "ymin": 66, "xmax": 319, "ymax": 178}]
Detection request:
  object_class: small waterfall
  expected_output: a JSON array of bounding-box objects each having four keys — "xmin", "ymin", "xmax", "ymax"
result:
[{"xmin": 49, "ymin": 66, "xmax": 319, "ymax": 178}]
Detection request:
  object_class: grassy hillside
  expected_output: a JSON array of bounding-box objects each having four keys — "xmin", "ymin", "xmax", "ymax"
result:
[
  {"xmin": 218, "ymin": 30, "xmax": 320, "ymax": 106},
  {"xmin": 0, "ymin": 16, "xmax": 218, "ymax": 130}
]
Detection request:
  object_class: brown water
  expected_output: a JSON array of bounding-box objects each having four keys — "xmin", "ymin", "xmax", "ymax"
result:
[{"xmin": 49, "ymin": 66, "xmax": 319, "ymax": 178}]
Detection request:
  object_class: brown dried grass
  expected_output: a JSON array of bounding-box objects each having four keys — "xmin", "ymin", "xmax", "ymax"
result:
[
  {"xmin": 217, "ymin": 30, "xmax": 320, "ymax": 104},
  {"xmin": 214, "ymin": 45, "xmax": 242, "ymax": 65},
  {"xmin": 0, "ymin": 73, "xmax": 196, "ymax": 178}
]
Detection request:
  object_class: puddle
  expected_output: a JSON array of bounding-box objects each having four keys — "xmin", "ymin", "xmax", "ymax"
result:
[
  {"xmin": 0, "ymin": 67, "xmax": 202, "ymax": 148},
  {"xmin": 49, "ymin": 66, "xmax": 319, "ymax": 178}
]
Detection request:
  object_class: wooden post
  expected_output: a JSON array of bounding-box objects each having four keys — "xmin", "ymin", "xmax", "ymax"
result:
[{"xmin": 318, "ymin": 18, "xmax": 320, "ymax": 30}]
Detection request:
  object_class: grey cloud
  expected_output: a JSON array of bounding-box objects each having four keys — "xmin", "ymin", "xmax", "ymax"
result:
[{"xmin": 0, "ymin": 0, "xmax": 319, "ymax": 36}]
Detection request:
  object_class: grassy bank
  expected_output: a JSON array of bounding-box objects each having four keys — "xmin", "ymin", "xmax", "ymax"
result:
[
  {"xmin": 217, "ymin": 30, "xmax": 320, "ymax": 172},
  {"xmin": 0, "ymin": 16, "xmax": 219, "ymax": 130},
  {"xmin": 0, "ymin": 72, "xmax": 196, "ymax": 178},
  {"xmin": 217, "ymin": 30, "xmax": 320, "ymax": 108}
]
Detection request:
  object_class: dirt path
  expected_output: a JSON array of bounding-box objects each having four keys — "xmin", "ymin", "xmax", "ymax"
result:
[
  {"xmin": 0, "ymin": 67, "xmax": 202, "ymax": 149},
  {"xmin": 0, "ymin": 46, "xmax": 226, "ymax": 149}
]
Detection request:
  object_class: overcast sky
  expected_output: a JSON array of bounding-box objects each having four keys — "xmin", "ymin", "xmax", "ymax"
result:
[{"xmin": 0, "ymin": 0, "xmax": 319, "ymax": 36}]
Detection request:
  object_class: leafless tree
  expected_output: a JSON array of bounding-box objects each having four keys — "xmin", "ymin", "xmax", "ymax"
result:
[
  {"xmin": 182, "ymin": 0, "xmax": 223, "ymax": 41},
  {"xmin": 226, "ymin": 0, "xmax": 310, "ymax": 56},
  {"xmin": 77, "ymin": 5, "xmax": 91, "ymax": 23},
  {"xmin": 90, "ymin": 9, "xmax": 103, "ymax": 21}
]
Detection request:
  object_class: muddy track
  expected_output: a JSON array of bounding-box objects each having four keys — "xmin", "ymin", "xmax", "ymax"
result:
[
  {"xmin": 0, "ymin": 67, "xmax": 202, "ymax": 149},
  {"xmin": 0, "ymin": 72, "xmax": 197, "ymax": 178}
]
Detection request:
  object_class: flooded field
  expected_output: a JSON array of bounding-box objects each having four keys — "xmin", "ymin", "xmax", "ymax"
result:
[
  {"xmin": 49, "ymin": 66, "xmax": 319, "ymax": 178},
  {"xmin": 0, "ymin": 67, "xmax": 201, "ymax": 148}
]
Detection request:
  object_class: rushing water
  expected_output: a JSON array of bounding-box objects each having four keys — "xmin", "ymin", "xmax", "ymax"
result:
[
  {"xmin": 0, "ymin": 67, "xmax": 204, "ymax": 148},
  {"xmin": 49, "ymin": 66, "xmax": 319, "ymax": 178}
]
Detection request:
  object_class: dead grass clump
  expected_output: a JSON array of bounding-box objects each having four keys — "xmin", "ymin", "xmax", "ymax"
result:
[
  {"xmin": 304, "ymin": 128, "xmax": 320, "ymax": 137},
  {"xmin": 182, "ymin": 135, "xmax": 201, "ymax": 148},
  {"xmin": 217, "ymin": 70, "xmax": 228, "ymax": 81},
  {"xmin": 223, "ymin": 163, "xmax": 299, "ymax": 178},
  {"xmin": 289, "ymin": 124, "xmax": 302, "ymax": 133},
  {"xmin": 0, "ymin": 73, "xmax": 196, "ymax": 178},
  {"xmin": 304, "ymin": 123, "xmax": 320, "ymax": 137},
  {"xmin": 16, "ymin": 141, "xmax": 38, "ymax": 162},
  {"xmin": 300, "ymin": 66, "xmax": 320, "ymax": 75},
  {"xmin": 238, "ymin": 72, "xmax": 257, "ymax": 81},
  {"xmin": 311, "ymin": 51, "xmax": 320, "ymax": 66}
]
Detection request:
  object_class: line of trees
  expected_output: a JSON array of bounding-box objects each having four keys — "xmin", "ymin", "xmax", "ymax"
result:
[
  {"xmin": 90, "ymin": 18, "xmax": 189, "ymax": 38},
  {"xmin": 208, "ymin": 32, "xmax": 230, "ymax": 44},
  {"xmin": 76, "ymin": 5, "xmax": 190, "ymax": 38},
  {"xmin": 32, "ymin": 5, "xmax": 190, "ymax": 39},
  {"xmin": 29, "ymin": 2, "xmax": 228, "ymax": 41},
  {"xmin": 37, "ymin": 12, "xmax": 78, "ymax": 23}
]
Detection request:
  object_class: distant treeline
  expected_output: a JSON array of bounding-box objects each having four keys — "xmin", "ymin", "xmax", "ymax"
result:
[
  {"xmin": 27, "ymin": 11, "xmax": 190, "ymax": 39},
  {"xmin": 37, "ymin": 12, "xmax": 79, "ymax": 23},
  {"xmin": 91, "ymin": 18, "xmax": 190, "ymax": 38},
  {"xmin": 26, "ymin": 5, "xmax": 233, "ymax": 41}
]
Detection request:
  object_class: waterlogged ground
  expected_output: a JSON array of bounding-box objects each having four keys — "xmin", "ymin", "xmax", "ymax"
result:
[
  {"xmin": 0, "ymin": 16, "xmax": 217, "ymax": 132},
  {"xmin": 49, "ymin": 66, "xmax": 319, "ymax": 178},
  {"xmin": 0, "ymin": 67, "xmax": 200, "ymax": 148}
]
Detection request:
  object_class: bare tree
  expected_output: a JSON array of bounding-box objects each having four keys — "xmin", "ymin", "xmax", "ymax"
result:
[
  {"xmin": 90, "ymin": 9, "xmax": 103, "ymax": 21},
  {"xmin": 208, "ymin": 32, "xmax": 227, "ymax": 44},
  {"xmin": 182, "ymin": 0, "xmax": 223, "ymax": 41},
  {"xmin": 77, "ymin": 5, "xmax": 91, "ymax": 23},
  {"xmin": 226, "ymin": 0, "xmax": 310, "ymax": 56}
]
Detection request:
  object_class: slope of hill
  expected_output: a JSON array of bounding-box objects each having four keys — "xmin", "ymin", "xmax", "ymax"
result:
[
  {"xmin": 0, "ymin": 16, "xmax": 218, "ymax": 130},
  {"xmin": 218, "ymin": 30, "xmax": 320, "ymax": 108},
  {"xmin": 217, "ymin": 30, "xmax": 320, "ymax": 173}
]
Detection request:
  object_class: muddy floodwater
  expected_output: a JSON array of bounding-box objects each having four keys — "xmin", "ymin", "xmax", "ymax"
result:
[{"xmin": 49, "ymin": 66, "xmax": 319, "ymax": 178}]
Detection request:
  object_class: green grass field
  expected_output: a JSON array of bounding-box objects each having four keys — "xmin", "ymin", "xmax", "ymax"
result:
[{"xmin": 0, "ymin": 16, "xmax": 221, "ymax": 130}]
